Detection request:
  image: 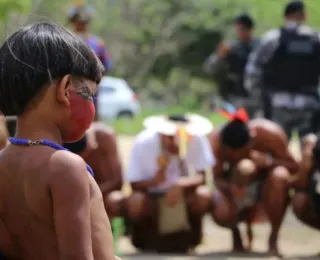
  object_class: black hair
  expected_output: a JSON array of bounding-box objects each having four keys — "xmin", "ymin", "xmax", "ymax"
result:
[
  {"xmin": 63, "ymin": 134, "xmax": 87, "ymax": 154},
  {"xmin": 284, "ymin": 1, "xmax": 305, "ymax": 17},
  {"xmin": 5, "ymin": 116, "xmax": 17, "ymax": 137},
  {"xmin": 0, "ymin": 21, "xmax": 105, "ymax": 116},
  {"xmin": 235, "ymin": 14, "xmax": 254, "ymax": 30},
  {"xmin": 168, "ymin": 114, "xmax": 188, "ymax": 123},
  {"xmin": 220, "ymin": 119, "xmax": 250, "ymax": 148}
]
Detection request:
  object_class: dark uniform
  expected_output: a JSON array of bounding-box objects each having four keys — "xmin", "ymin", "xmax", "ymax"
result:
[
  {"xmin": 203, "ymin": 38, "xmax": 260, "ymax": 118},
  {"xmin": 245, "ymin": 24, "xmax": 320, "ymax": 139}
]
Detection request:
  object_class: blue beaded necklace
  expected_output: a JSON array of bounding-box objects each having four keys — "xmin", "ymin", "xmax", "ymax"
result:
[{"xmin": 9, "ymin": 137, "xmax": 94, "ymax": 176}]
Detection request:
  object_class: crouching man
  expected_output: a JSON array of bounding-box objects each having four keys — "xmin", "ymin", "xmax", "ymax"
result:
[
  {"xmin": 209, "ymin": 109, "xmax": 298, "ymax": 256},
  {"xmin": 126, "ymin": 114, "xmax": 215, "ymax": 253},
  {"xmin": 291, "ymin": 133, "xmax": 320, "ymax": 231}
]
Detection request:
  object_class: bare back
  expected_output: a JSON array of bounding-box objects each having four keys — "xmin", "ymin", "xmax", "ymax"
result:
[
  {"xmin": 210, "ymin": 118, "xmax": 297, "ymax": 177},
  {"xmin": 0, "ymin": 144, "xmax": 114, "ymax": 259}
]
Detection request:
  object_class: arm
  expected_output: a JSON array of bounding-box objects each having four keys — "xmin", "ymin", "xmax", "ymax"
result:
[
  {"xmin": 210, "ymin": 132, "xmax": 233, "ymax": 197},
  {"xmin": 203, "ymin": 52, "xmax": 228, "ymax": 77},
  {"xmin": 96, "ymin": 130, "xmax": 123, "ymax": 194},
  {"xmin": 49, "ymin": 151, "xmax": 93, "ymax": 260},
  {"xmin": 252, "ymin": 129, "xmax": 298, "ymax": 173},
  {"xmin": 127, "ymin": 138, "xmax": 166, "ymax": 191},
  {"xmin": 291, "ymin": 134, "xmax": 316, "ymax": 189},
  {"xmin": 177, "ymin": 135, "xmax": 215, "ymax": 190},
  {"xmin": 244, "ymin": 29, "xmax": 280, "ymax": 91},
  {"xmin": 130, "ymin": 169, "xmax": 165, "ymax": 191},
  {"xmin": 203, "ymin": 41, "xmax": 231, "ymax": 76}
]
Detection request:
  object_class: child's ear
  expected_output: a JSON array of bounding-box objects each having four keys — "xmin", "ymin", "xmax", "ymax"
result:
[{"xmin": 56, "ymin": 75, "xmax": 72, "ymax": 106}]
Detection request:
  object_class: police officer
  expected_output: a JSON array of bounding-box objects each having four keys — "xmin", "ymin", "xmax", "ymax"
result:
[
  {"xmin": 203, "ymin": 14, "xmax": 260, "ymax": 118},
  {"xmin": 245, "ymin": 1, "xmax": 320, "ymax": 140}
]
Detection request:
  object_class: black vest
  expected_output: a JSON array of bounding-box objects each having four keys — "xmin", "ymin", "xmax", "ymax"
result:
[
  {"xmin": 264, "ymin": 26, "xmax": 320, "ymax": 93},
  {"xmin": 224, "ymin": 39, "xmax": 258, "ymax": 96}
]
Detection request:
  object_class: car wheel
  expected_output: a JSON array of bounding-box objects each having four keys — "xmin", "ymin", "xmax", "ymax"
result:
[{"xmin": 117, "ymin": 111, "xmax": 134, "ymax": 119}]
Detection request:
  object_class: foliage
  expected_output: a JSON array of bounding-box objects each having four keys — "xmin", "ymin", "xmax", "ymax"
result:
[
  {"xmin": 0, "ymin": 0, "xmax": 31, "ymax": 22},
  {"xmin": 2, "ymin": 0, "xmax": 320, "ymax": 110}
]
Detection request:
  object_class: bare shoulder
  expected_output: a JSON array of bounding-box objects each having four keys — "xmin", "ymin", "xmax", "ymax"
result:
[
  {"xmin": 90, "ymin": 123, "xmax": 116, "ymax": 150},
  {"xmin": 90, "ymin": 122, "xmax": 115, "ymax": 136},
  {"xmin": 250, "ymin": 118, "xmax": 288, "ymax": 144},
  {"xmin": 47, "ymin": 150, "xmax": 89, "ymax": 188}
]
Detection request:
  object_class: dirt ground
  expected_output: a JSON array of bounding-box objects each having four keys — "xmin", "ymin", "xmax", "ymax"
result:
[{"xmin": 117, "ymin": 136, "xmax": 320, "ymax": 260}]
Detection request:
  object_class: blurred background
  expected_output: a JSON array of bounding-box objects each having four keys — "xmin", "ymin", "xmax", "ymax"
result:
[
  {"xmin": 2, "ymin": 0, "xmax": 320, "ymax": 259},
  {"xmin": 4, "ymin": 0, "xmax": 320, "ymax": 136}
]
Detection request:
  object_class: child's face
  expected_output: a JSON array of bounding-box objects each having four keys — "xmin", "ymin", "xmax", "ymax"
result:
[{"xmin": 59, "ymin": 77, "xmax": 97, "ymax": 142}]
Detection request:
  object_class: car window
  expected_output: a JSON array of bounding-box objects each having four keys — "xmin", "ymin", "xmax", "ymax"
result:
[{"xmin": 100, "ymin": 86, "xmax": 116, "ymax": 93}]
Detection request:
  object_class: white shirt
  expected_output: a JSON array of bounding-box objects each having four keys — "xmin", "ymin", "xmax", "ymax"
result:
[{"xmin": 126, "ymin": 129, "xmax": 215, "ymax": 193}]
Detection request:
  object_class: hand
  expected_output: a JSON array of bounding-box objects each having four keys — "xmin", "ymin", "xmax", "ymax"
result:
[
  {"xmin": 217, "ymin": 41, "xmax": 230, "ymax": 58},
  {"xmin": 157, "ymin": 155, "xmax": 169, "ymax": 170},
  {"xmin": 151, "ymin": 168, "xmax": 166, "ymax": 186},
  {"xmin": 165, "ymin": 185, "xmax": 183, "ymax": 206},
  {"xmin": 250, "ymin": 151, "xmax": 272, "ymax": 169},
  {"xmin": 302, "ymin": 134, "xmax": 317, "ymax": 158}
]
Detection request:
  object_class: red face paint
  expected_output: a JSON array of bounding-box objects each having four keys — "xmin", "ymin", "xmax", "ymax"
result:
[{"xmin": 63, "ymin": 91, "xmax": 95, "ymax": 142}]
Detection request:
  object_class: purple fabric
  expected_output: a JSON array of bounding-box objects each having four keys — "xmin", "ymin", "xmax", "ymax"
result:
[{"xmin": 85, "ymin": 35, "xmax": 112, "ymax": 72}]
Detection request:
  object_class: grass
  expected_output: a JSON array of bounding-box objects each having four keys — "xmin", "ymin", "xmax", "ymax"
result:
[{"xmin": 109, "ymin": 107, "xmax": 227, "ymax": 136}]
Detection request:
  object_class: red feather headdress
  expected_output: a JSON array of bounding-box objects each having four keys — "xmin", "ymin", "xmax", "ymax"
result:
[{"xmin": 217, "ymin": 108, "xmax": 249, "ymax": 123}]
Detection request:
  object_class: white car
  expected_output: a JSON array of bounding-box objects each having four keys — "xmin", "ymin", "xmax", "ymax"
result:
[{"xmin": 97, "ymin": 76, "xmax": 141, "ymax": 120}]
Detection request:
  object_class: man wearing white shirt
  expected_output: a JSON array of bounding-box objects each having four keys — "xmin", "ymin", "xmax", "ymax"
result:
[{"xmin": 125, "ymin": 114, "xmax": 215, "ymax": 253}]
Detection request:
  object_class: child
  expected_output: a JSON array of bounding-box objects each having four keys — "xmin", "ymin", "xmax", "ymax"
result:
[{"xmin": 0, "ymin": 21, "xmax": 117, "ymax": 259}]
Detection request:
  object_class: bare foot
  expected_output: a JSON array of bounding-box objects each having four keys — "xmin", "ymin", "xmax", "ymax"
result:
[
  {"xmin": 266, "ymin": 248, "xmax": 283, "ymax": 258},
  {"xmin": 232, "ymin": 227, "xmax": 246, "ymax": 253},
  {"xmin": 232, "ymin": 245, "xmax": 247, "ymax": 253}
]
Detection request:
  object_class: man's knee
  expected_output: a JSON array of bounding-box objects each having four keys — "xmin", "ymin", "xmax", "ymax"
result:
[
  {"xmin": 267, "ymin": 166, "xmax": 290, "ymax": 188},
  {"xmin": 189, "ymin": 185, "xmax": 212, "ymax": 214},
  {"xmin": 211, "ymin": 190, "xmax": 237, "ymax": 228},
  {"xmin": 105, "ymin": 190, "xmax": 125, "ymax": 217},
  {"xmin": 292, "ymin": 192, "xmax": 309, "ymax": 220},
  {"xmin": 126, "ymin": 192, "xmax": 149, "ymax": 221}
]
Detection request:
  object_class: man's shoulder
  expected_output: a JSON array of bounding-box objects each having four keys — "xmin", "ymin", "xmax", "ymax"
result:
[
  {"xmin": 91, "ymin": 122, "xmax": 115, "ymax": 138},
  {"xmin": 261, "ymin": 28, "xmax": 280, "ymax": 43},
  {"xmin": 249, "ymin": 118, "xmax": 287, "ymax": 141}
]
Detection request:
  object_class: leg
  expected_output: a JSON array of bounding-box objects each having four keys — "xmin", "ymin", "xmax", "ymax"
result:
[
  {"xmin": 211, "ymin": 189, "xmax": 244, "ymax": 251},
  {"xmin": 126, "ymin": 191, "xmax": 153, "ymax": 221},
  {"xmin": 181, "ymin": 185, "xmax": 212, "ymax": 249},
  {"xmin": 245, "ymin": 219, "xmax": 253, "ymax": 250},
  {"xmin": 292, "ymin": 192, "xmax": 320, "ymax": 230},
  {"xmin": 126, "ymin": 192, "xmax": 156, "ymax": 251},
  {"xmin": 262, "ymin": 166, "xmax": 290, "ymax": 257},
  {"xmin": 187, "ymin": 185, "xmax": 212, "ymax": 215}
]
